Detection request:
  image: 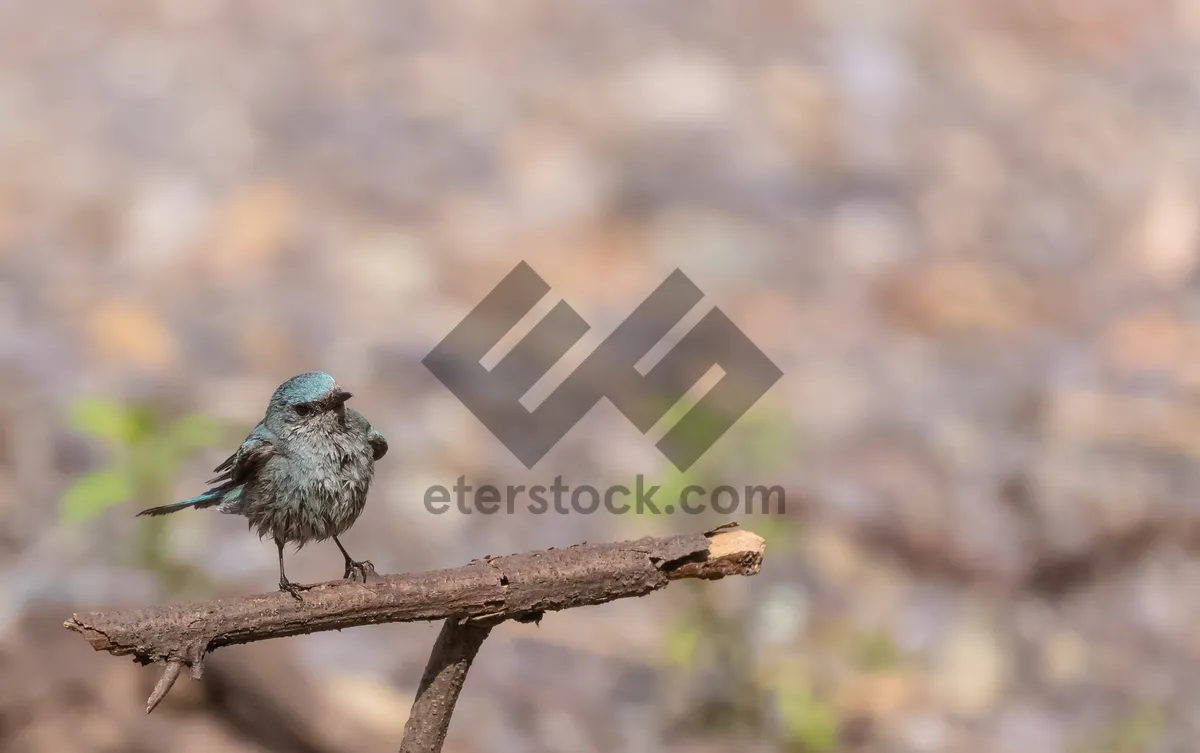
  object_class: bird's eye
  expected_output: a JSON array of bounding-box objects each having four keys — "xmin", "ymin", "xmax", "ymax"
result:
[{"xmin": 293, "ymin": 403, "xmax": 314, "ymax": 417}]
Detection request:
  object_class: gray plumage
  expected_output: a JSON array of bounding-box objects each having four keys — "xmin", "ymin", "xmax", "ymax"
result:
[{"xmin": 138, "ymin": 371, "xmax": 388, "ymax": 597}]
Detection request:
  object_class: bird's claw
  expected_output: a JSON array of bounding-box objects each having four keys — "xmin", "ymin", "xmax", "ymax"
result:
[
  {"xmin": 344, "ymin": 559, "xmax": 375, "ymax": 583},
  {"xmin": 279, "ymin": 577, "xmax": 314, "ymax": 601}
]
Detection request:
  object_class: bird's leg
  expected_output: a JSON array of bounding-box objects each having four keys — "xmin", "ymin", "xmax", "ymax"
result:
[
  {"xmin": 276, "ymin": 539, "xmax": 313, "ymax": 601},
  {"xmin": 333, "ymin": 536, "xmax": 375, "ymax": 582}
]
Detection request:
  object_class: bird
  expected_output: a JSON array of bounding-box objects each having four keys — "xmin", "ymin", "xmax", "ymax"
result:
[{"xmin": 137, "ymin": 371, "xmax": 389, "ymax": 599}]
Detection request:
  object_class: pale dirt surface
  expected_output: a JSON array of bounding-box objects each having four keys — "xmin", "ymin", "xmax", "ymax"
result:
[{"xmin": 2, "ymin": 1, "xmax": 1200, "ymax": 751}]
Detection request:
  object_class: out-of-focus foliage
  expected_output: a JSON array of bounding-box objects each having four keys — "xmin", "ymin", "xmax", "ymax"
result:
[
  {"xmin": 775, "ymin": 666, "xmax": 839, "ymax": 753},
  {"xmin": 1082, "ymin": 705, "xmax": 1165, "ymax": 753},
  {"xmin": 851, "ymin": 629, "xmax": 901, "ymax": 673},
  {"xmin": 59, "ymin": 468, "xmax": 133, "ymax": 525},
  {"xmin": 58, "ymin": 397, "xmax": 229, "ymax": 593},
  {"xmin": 661, "ymin": 618, "xmax": 700, "ymax": 670},
  {"xmin": 60, "ymin": 397, "xmax": 226, "ymax": 524}
]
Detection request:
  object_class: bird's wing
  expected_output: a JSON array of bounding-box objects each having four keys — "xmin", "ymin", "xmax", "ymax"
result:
[
  {"xmin": 208, "ymin": 422, "xmax": 278, "ymax": 487},
  {"xmin": 368, "ymin": 428, "xmax": 388, "ymax": 461},
  {"xmin": 347, "ymin": 408, "xmax": 388, "ymax": 461}
]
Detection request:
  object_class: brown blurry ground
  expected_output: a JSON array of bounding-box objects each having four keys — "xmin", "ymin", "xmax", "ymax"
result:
[{"xmin": 3, "ymin": 0, "xmax": 1200, "ymax": 751}]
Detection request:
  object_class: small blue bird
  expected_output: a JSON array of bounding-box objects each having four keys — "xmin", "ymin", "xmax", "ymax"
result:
[{"xmin": 138, "ymin": 371, "xmax": 388, "ymax": 599}]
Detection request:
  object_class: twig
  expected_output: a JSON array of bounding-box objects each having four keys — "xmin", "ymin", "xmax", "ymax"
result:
[
  {"xmin": 64, "ymin": 524, "xmax": 765, "ymax": 749},
  {"xmin": 145, "ymin": 659, "xmax": 183, "ymax": 714}
]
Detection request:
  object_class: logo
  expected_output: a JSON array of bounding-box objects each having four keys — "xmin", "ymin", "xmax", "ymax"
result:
[{"xmin": 424, "ymin": 262, "xmax": 782, "ymax": 471}]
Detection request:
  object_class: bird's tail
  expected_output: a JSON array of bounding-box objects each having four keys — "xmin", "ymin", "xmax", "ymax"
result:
[{"xmin": 136, "ymin": 490, "xmax": 224, "ymax": 517}]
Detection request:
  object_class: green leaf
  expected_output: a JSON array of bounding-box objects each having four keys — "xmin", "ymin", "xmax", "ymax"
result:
[
  {"xmin": 60, "ymin": 469, "xmax": 134, "ymax": 524},
  {"xmin": 166, "ymin": 413, "xmax": 226, "ymax": 451},
  {"xmin": 66, "ymin": 397, "xmax": 138, "ymax": 447}
]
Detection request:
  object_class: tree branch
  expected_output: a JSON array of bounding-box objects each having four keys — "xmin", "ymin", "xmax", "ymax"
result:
[
  {"xmin": 64, "ymin": 524, "xmax": 765, "ymax": 726},
  {"xmin": 399, "ymin": 618, "xmax": 493, "ymax": 753}
]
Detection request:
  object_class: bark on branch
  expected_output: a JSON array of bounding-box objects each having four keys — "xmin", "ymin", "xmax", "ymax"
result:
[
  {"xmin": 399, "ymin": 619, "xmax": 493, "ymax": 753},
  {"xmin": 63, "ymin": 524, "xmax": 765, "ymax": 731}
]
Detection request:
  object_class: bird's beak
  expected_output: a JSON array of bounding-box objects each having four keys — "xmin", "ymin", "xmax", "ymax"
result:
[{"xmin": 330, "ymin": 390, "xmax": 353, "ymax": 405}]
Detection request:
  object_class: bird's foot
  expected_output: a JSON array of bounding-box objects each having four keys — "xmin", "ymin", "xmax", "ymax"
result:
[
  {"xmin": 279, "ymin": 576, "xmax": 315, "ymax": 601},
  {"xmin": 343, "ymin": 558, "xmax": 376, "ymax": 583}
]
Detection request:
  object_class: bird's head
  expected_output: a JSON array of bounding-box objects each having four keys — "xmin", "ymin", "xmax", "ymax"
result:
[{"xmin": 267, "ymin": 371, "xmax": 354, "ymax": 429}]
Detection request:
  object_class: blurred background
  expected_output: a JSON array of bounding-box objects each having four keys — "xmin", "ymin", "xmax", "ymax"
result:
[{"xmin": 2, "ymin": 0, "xmax": 1199, "ymax": 751}]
